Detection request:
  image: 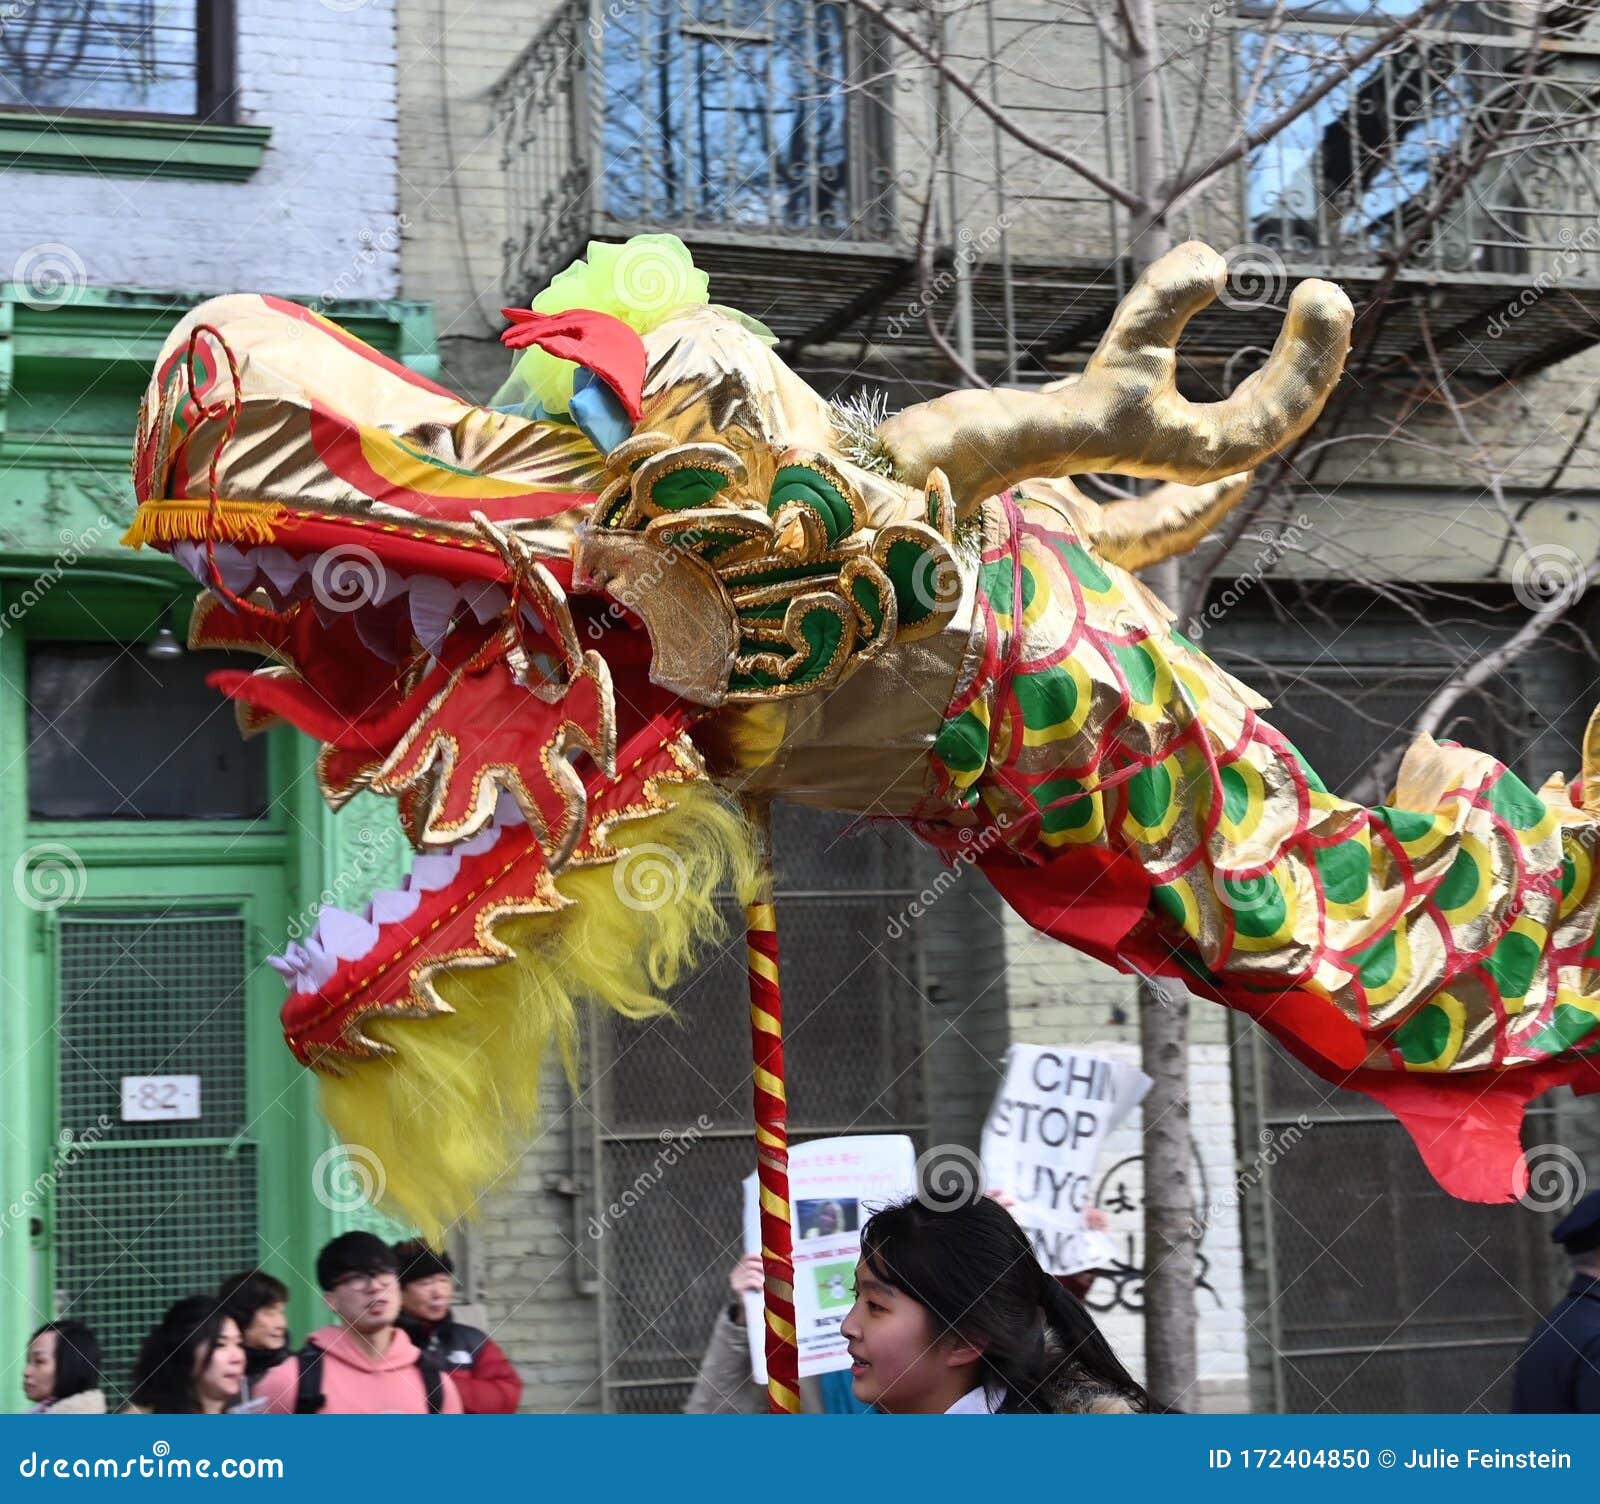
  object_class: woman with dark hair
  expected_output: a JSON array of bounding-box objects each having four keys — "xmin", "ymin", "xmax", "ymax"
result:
[
  {"xmin": 124, "ymin": 1297, "xmax": 246, "ymax": 1415},
  {"xmin": 216, "ymin": 1270, "xmax": 291, "ymax": 1400},
  {"xmin": 839, "ymin": 1195, "xmax": 1148, "ymax": 1414},
  {"xmin": 23, "ymin": 1321, "xmax": 105, "ymax": 1414}
]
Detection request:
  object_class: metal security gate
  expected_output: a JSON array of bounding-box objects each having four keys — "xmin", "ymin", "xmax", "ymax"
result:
[
  {"xmin": 590, "ymin": 804, "xmax": 930, "ymax": 1412},
  {"xmin": 1237, "ymin": 1022, "xmax": 1568, "ymax": 1412},
  {"xmin": 51, "ymin": 908, "xmax": 260, "ymax": 1407}
]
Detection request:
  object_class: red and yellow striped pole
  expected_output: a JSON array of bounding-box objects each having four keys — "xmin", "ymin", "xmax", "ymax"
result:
[{"xmin": 742, "ymin": 797, "xmax": 801, "ymax": 1414}]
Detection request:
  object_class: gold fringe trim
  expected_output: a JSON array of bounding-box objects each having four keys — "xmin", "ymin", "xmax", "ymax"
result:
[{"xmin": 121, "ymin": 499, "xmax": 287, "ymax": 549}]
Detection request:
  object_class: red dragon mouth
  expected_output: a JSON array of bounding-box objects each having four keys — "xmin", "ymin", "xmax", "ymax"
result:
[
  {"xmin": 166, "ymin": 529, "xmax": 695, "ymax": 1070},
  {"xmin": 117, "ymin": 288, "xmax": 755, "ymax": 1232}
]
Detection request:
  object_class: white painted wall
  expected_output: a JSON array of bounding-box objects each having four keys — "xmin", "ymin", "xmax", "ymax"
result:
[{"xmin": 0, "ymin": 0, "xmax": 401, "ymax": 300}]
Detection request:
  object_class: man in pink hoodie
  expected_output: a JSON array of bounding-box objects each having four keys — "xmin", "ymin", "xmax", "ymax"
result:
[{"xmin": 255, "ymin": 1232, "xmax": 462, "ymax": 1414}]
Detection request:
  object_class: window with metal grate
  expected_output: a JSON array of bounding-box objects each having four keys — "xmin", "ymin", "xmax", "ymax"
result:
[
  {"xmin": 51, "ymin": 909, "xmax": 257, "ymax": 1408},
  {"xmin": 590, "ymin": 803, "xmax": 931, "ymax": 1411}
]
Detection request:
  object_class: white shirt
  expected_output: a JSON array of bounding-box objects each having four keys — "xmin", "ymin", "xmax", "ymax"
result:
[{"xmin": 944, "ymin": 1384, "xmax": 1006, "ymax": 1414}]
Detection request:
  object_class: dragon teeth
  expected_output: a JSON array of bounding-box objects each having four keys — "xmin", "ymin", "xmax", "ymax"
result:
[
  {"xmin": 163, "ymin": 545, "xmax": 521, "ymax": 654},
  {"xmin": 369, "ymin": 887, "xmax": 423, "ymax": 926},
  {"xmin": 171, "ymin": 540, "xmax": 208, "ymax": 584},
  {"xmin": 315, "ymin": 905, "xmax": 380, "ymax": 962},
  {"xmin": 301, "ymin": 938, "xmax": 339, "ymax": 990},
  {"xmin": 493, "ymin": 789, "xmax": 526, "ymax": 827},
  {"xmin": 407, "ymin": 853, "xmax": 461, "ymax": 893},
  {"xmin": 408, "ymin": 576, "xmax": 459, "ymax": 655},
  {"xmin": 210, "ymin": 543, "xmax": 260, "ymax": 593},
  {"xmin": 255, "ymin": 546, "xmax": 304, "ymax": 593},
  {"xmin": 375, "ymin": 569, "xmax": 411, "ymax": 607},
  {"xmin": 268, "ymin": 799, "xmax": 536, "ymax": 991},
  {"xmin": 462, "ymin": 582, "xmax": 510, "ymax": 624}
]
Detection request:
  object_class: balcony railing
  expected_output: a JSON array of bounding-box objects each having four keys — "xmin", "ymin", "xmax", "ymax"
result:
[
  {"xmin": 494, "ymin": 0, "xmax": 897, "ymax": 304},
  {"xmin": 494, "ymin": 2, "xmax": 1600, "ymax": 375},
  {"xmin": 1240, "ymin": 17, "xmax": 1600, "ymax": 281}
]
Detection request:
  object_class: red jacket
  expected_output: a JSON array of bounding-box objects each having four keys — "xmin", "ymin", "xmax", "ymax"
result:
[{"xmin": 397, "ymin": 1313, "xmax": 522, "ymax": 1414}]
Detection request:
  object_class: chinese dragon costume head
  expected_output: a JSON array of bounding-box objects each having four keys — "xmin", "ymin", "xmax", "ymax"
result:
[{"xmin": 124, "ymin": 235, "xmax": 1600, "ymax": 1237}]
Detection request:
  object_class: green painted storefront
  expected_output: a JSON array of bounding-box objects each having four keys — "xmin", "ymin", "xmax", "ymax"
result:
[{"xmin": 0, "ymin": 285, "xmax": 435, "ymax": 1408}]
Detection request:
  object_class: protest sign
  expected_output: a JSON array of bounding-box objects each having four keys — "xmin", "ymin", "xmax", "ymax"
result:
[
  {"xmin": 980, "ymin": 1045, "xmax": 1151, "ymax": 1274},
  {"xmin": 741, "ymin": 1134, "xmax": 917, "ymax": 1383}
]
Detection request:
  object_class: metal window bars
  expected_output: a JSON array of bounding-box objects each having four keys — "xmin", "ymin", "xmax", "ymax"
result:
[
  {"xmin": 1237, "ymin": 13, "xmax": 1600, "ymax": 279},
  {"xmin": 493, "ymin": 0, "xmax": 896, "ymax": 305},
  {"xmin": 0, "ymin": 0, "xmax": 238, "ymax": 121}
]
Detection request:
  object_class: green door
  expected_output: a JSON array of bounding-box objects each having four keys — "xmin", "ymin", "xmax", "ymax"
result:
[
  {"xmin": 40, "ymin": 868, "xmax": 303, "ymax": 1406},
  {"xmin": 4, "ymin": 614, "xmax": 337, "ymax": 1408}
]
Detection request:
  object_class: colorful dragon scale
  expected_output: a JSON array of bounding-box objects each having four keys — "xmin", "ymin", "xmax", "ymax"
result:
[{"xmin": 122, "ymin": 238, "xmax": 1600, "ymax": 1233}]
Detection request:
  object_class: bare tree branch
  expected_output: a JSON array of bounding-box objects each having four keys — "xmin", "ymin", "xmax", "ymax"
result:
[
  {"xmin": 844, "ymin": 0, "xmax": 1147, "ymax": 212},
  {"xmin": 1159, "ymin": 0, "xmax": 1455, "ymax": 217}
]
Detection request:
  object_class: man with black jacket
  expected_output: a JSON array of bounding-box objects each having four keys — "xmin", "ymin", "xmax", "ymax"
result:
[
  {"xmin": 217, "ymin": 1269, "xmax": 292, "ymax": 1405},
  {"xmin": 395, "ymin": 1241, "xmax": 523, "ymax": 1414},
  {"xmin": 1514, "ymin": 1186, "xmax": 1600, "ymax": 1412}
]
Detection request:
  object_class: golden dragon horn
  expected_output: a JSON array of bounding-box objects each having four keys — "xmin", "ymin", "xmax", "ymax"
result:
[{"xmin": 874, "ymin": 241, "xmax": 1354, "ymax": 514}]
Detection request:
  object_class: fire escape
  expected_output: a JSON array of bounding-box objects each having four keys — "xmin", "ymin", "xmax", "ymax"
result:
[{"xmin": 493, "ymin": 0, "xmax": 1600, "ymax": 383}]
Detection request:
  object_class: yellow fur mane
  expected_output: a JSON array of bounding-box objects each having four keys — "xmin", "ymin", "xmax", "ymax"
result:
[{"xmin": 316, "ymin": 781, "xmax": 758, "ymax": 1240}]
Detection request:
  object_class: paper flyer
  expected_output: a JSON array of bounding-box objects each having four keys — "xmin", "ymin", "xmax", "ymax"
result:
[
  {"xmin": 980, "ymin": 1045, "xmax": 1151, "ymax": 1275},
  {"xmin": 741, "ymin": 1134, "xmax": 917, "ymax": 1383}
]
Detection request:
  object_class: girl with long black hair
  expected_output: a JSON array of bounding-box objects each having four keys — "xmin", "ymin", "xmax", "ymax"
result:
[
  {"xmin": 839, "ymin": 1194, "xmax": 1148, "ymax": 1414},
  {"xmin": 124, "ymin": 1296, "xmax": 246, "ymax": 1414}
]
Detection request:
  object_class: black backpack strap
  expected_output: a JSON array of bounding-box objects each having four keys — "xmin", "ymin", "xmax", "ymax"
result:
[
  {"xmin": 419, "ymin": 1352, "xmax": 444, "ymax": 1414},
  {"xmin": 294, "ymin": 1342, "xmax": 326, "ymax": 1415}
]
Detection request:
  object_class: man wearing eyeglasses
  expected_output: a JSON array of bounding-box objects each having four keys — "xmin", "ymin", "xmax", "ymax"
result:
[{"xmin": 255, "ymin": 1232, "xmax": 463, "ymax": 1414}]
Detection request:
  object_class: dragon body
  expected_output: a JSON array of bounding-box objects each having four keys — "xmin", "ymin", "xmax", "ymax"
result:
[{"xmin": 122, "ymin": 240, "xmax": 1600, "ymax": 1235}]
